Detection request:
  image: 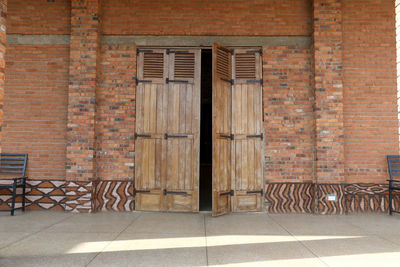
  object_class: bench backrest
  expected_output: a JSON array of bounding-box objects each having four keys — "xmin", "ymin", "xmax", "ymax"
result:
[
  {"xmin": 387, "ymin": 155, "xmax": 400, "ymax": 182},
  {"xmin": 0, "ymin": 153, "xmax": 28, "ymax": 177}
]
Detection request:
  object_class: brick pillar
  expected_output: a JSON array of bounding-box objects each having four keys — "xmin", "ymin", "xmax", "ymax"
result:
[
  {"xmin": 313, "ymin": 0, "xmax": 345, "ymax": 214},
  {"xmin": 65, "ymin": 0, "xmax": 100, "ymax": 212},
  {"xmin": 0, "ymin": 0, "xmax": 6, "ymax": 152}
]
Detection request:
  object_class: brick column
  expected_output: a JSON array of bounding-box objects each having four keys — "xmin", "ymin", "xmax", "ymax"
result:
[
  {"xmin": 65, "ymin": 0, "xmax": 100, "ymax": 212},
  {"xmin": 0, "ymin": 0, "xmax": 6, "ymax": 152},
  {"xmin": 313, "ymin": 0, "xmax": 345, "ymax": 213}
]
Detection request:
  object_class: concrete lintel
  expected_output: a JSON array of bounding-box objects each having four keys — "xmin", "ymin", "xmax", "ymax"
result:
[
  {"xmin": 101, "ymin": 35, "xmax": 311, "ymax": 47},
  {"xmin": 7, "ymin": 34, "xmax": 70, "ymax": 45}
]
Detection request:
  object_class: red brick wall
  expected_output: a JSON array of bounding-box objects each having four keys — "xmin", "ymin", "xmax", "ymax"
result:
[
  {"xmin": 66, "ymin": 0, "xmax": 99, "ymax": 181},
  {"xmin": 1, "ymin": 0, "xmax": 399, "ymax": 189},
  {"xmin": 0, "ymin": 0, "xmax": 6, "ymax": 150},
  {"xmin": 3, "ymin": 45, "xmax": 69, "ymax": 180},
  {"xmin": 263, "ymin": 46, "xmax": 314, "ymax": 183},
  {"xmin": 7, "ymin": 0, "xmax": 70, "ymax": 34},
  {"xmin": 342, "ymin": 0, "xmax": 398, "ymax": 183},
  {"xmin": 96, "ymin": 45, "xmax": 136, "ymax": 181},
  {"xmin": 101, "ymin": 0, "xmax": 312, "ymax": 36},
  {"xmin": 313, "ymin": 0, "xmax": 345, "ymax": 184}
]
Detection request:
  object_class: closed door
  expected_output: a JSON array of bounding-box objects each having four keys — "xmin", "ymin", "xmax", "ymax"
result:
[
  {"xmin": 231, "ymin": 48, "xmax": 264, "ymax": 212},
  {"xmin": 135, "ymin": 48, "xmax": 201, "ymax": 212}
]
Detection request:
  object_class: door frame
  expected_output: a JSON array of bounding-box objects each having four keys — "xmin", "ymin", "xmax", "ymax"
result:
[{"xmin": 134, "ymin": 46, "xmax": 265, "ymax": 213}]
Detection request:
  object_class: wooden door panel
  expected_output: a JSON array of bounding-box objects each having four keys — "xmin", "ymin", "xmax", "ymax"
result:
[
  {"xmin": 135, "ymin": 137, "xmax": 165, "ymax": 211},
  {"xmin": 212, "ymin": 43, "xmax": 233, "ymax": 216},
  {"xmin": 135, "ymin": 49, "xmax": 168, "ymax": 212},
  {"xmin": 164, "ymin": 49, "xmax": 200, "ymax": 212},
  {"xmin": 232, "ymin": 139, "xmax": 263, "ymax": 212},
  {"xmin": 231, "ymin": 48, "xmax": 264, "ymax": 212}
]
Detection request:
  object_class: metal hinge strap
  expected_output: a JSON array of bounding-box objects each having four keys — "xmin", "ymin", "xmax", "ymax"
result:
[
  {"xmin": 246, "ymin": 49, "xmax": 262, "ymax": 54},
  {"xmin": 220, "ymin": 134, "xmax": 234, "ymax": 140},
  {"xmin": 221, "ymin": 78, "xmax": 234, "ymax": 85},
  {"xmin": 246, "ymin": 79, "xmax": 263, "ymax": 85},
  {"xmin": 166, "ymin": 49, "xmax": 190, "ymax": 54},
  {"xmin": 220, "ymin": 190, "xmax": 234, "ymax": 196},
  {"xmin": 246, "ymin": 189, "xmax": 263, "ymax": 196},
  {"xmin": 135, "ymin": 133, "xmax": 152, "ymax": 139},
  {"xmin": 166, "ymin": 78, "xmax": 189, "ymax": 84},
  {"xmin": 246, "ymin": 133, "xmax": 263, "ymax": 140},
  {"xmin": 163, "ymin": 189, "xmax": 187, "ymax": 195},
  {"xmin": 219, "ymin": 46, "xmax": 234, "ymax": 54},
  {"xmin": 164, "ymin": 134, "xmax": 188, "ymax": 139},
  {"xmin": 134, "ymin": 77, "xmax": 152, "ymax": 84}
]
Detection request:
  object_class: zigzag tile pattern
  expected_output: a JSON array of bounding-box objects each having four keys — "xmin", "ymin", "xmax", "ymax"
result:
[
  {"xmin": 316, "ymin": 184, "xmax": 345, "ymax": 215},
  {"xmin": 265, "ymin": 183, "xmax": 314, "ymax": 213},
  {"xmin": 63, "ymin": 181, "xmax": 94, "ymax": 213},
  {"xmin": 343, "ymin": 183, "xmax": 399, "ymax": 213},
  {"xmin": 95, "ymin": 181, "xmax": 134, "ymax": 211},
  {"xmin": 0, "ymin": 180, "xmax": 65, "ymax": 211}
]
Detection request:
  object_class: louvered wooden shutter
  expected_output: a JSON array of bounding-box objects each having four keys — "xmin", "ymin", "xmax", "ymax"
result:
[
  {"xmin": 135, "ymin": 49, "xmax": 168, "ymax": 212},
  {"xmin": 174, "ymin": 52, "xmax": 195, "ymax": 79},
  {"xmin": 231, "ymin": 48, "xmax": 264, "ymax": 212},
  {"xmin": 212, "ymin": 43, "xmax": 233, "ymax": 216}
]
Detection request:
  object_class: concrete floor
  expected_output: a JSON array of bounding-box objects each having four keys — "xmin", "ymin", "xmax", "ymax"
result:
[{"xmin": 1, "ymin": 212, "xmax": 400, "ymax": 267}]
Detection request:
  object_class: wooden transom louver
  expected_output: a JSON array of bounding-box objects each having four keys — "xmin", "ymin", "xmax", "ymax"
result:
[
  {"xmin": 143, "ymin": 52, "xmax": 164, "ymax": 79},
  {"xmin": 216, "ymin": 47, "xmax": 231, "ymax": 80},
  {"xmin": 235, "ymin": 53, "xmax": 256, "ymax": 80},
  {"xmin": 174, "ymin": 53, "xmax": 195, "ymax": 79}
]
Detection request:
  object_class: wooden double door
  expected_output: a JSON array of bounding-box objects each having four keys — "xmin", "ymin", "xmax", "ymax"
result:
[{"xmin": 135, "ymin": 44, "xmax": 263, "ymax": 215}]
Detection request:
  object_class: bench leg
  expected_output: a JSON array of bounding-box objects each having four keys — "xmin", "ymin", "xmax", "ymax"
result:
[
  {"xmin": 22, "ymin": 183, "xmax": 26, "ymax": 212},
  {"xmin": 389, "ymin": 187, "xmax": 393, "ymax": 216},
  {"xmin": 10, "ymin": 181, "xmax": 17, "ymax": 216}
]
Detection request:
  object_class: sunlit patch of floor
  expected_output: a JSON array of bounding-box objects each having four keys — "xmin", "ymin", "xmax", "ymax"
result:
[{"xmin": 66, "ymin": 235, "xmax": 364, "ymax": 254}]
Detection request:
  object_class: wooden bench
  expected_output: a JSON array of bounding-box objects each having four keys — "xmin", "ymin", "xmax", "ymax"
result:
[{"xmin": 0, "ymin": 153, "xmax": 28, "ymax": 216}]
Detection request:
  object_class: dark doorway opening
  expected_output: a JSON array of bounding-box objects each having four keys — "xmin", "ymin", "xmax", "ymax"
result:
[{"xmin": 200, "ymin": 49, "xmax": 212, "ymax": 211}]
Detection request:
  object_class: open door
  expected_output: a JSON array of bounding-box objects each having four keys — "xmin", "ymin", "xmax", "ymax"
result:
[{"xmin": 212, "ymin": 43, "xmax": 233, "ymax": 216}]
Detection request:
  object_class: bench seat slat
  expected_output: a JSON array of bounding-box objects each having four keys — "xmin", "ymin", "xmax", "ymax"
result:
[
  {"xmin": 0, "ymin": 162, "xmax": 26, "ymax": 165},
  {"xmin": 0, "ymin": 158, "xmax": 25, "ymax": 161}
]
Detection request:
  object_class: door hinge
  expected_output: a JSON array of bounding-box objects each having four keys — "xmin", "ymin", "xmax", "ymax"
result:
[
  {"xmin": 219, "ymin": 46, "xmax": 234, "ymax": 54},
  {"xmin": 247, "ymin": 189, "xmax": 263, "ymax": 196},
  {"xmin": 246, "ymin": 49, "xmax": 262, "ymax": 54},
  {"xmin": 220, "ymin": 134, "xmax": 234, "ymax": 140},
  {"xmin": 134, "ymin": 77, "xmax": 152, "ymax": 84},
  {"xmin": 166, "ymin": 78, "xmax": 189, "ymax": 84},
  {"xmin": 164, "ymin": 134, "xmax": 188, "ymax": 139},
  {"xmin": 163, "ymin": 189, "xmax": 188, "ymax": 195},
  {"xmin": 135, "ymin": 133, "xmax": 152, "ymax": 139},
  {"xmin": 246, "ymin": 133, "xmax": 263, "ymax": 140},
  {"xmin": 221, "ymin": 78, "xmax": 234, "ymax": 85},
  {"xmin": 220, "ymin": 190, "xmax": 234, "ymax": 196},
  {"xmin": 134, "ymin": 189, "xmax": 150, "ymax": 196},
  {"xmin": 166, "ymin": 49, "xmax": 190, "ymax": 55},
  {"xmin": 246, "ymin": 79, "xmax": 263, "ymax": 86}
]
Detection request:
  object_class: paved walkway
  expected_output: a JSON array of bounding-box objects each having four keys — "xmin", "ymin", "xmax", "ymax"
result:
[{"xmin": 1, "ymin": 211, "xmax": 400, "ymax": 266}]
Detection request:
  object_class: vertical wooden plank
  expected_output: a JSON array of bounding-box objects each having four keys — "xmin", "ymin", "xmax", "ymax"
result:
[
  {"xmin": 248, "ymin": 84, "xmax": 255, "ymax": 135},
  {"xmin": 148, "ymin": 140, "xmax": 155, "ymax": 189},
  {"xmin": 135, "ymin": 139, "xmax": 143, "ymax": 188}
]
